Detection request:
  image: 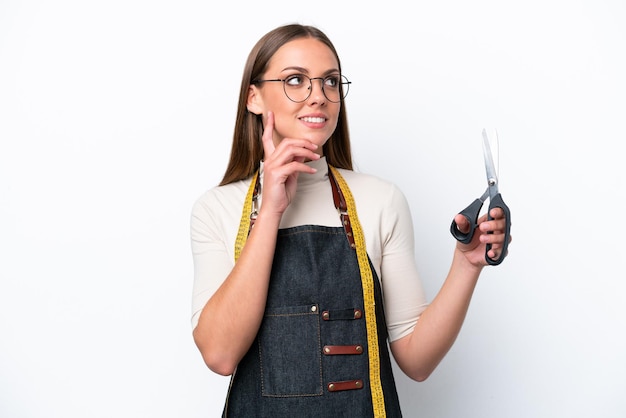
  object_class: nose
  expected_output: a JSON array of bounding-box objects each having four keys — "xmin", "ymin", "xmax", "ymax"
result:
[{"xmin": 308, "ymin": 77, "xmax": 326, "ymax": 103}]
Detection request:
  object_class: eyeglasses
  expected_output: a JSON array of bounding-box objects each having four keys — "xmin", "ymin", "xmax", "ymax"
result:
[{"xmin": 253, "ymin": 74, "xmax": 351, "ymax": 103}]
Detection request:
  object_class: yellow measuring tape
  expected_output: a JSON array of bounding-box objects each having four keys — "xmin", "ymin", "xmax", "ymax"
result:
[
  {"xmin": 234, "ymin": 167, "xmax": 386, "ymax": 417},
  {"xmin": 329, "ymin": 166, "xmax": 386, "ymax": 417},
  {"xmin": 234, "ymin": 170, "xmax": 258, "ymax": 262}
]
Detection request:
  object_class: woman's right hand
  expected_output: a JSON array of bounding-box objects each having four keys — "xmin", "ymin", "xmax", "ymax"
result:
[{"xmin": 259, "ymin": 111, "xmax": 321, "ymax": 216}]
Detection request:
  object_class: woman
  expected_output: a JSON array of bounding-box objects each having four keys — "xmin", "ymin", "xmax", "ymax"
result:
[{"xmin": 190, "ymin": 23, "xmax": 510, "ymax": 417}]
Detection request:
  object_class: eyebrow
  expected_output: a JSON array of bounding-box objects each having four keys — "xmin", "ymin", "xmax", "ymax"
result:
[{"xmin": 280, "ymin": 66, "xmax": 340, "ymax": 75}]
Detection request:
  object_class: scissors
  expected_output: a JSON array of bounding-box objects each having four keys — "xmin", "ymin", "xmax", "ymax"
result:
[{"xmin": 450, "ymin": 129, "xmax": 511, "ymax": 265}]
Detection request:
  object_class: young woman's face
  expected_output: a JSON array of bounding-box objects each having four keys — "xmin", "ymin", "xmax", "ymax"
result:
[{"xmin": 249, "ymin": 37, "xmax": 342, "ymax": 153}]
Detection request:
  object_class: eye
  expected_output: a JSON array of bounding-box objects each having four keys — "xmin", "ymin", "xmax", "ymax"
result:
[
  {"xmin": 284, "ymin": 74, "xmax": 306, "ymax": 87},
  {"xmin": 324, "ymin": 75, "xmax": 340, "ymax": 88}
]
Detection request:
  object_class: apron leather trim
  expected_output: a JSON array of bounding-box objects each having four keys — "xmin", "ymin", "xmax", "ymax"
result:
[
  {"xmin": 323, "ymin": 345, "xmax": 364, "ymax": 355},
  {"xmin": 328, "ymin": 168, "xmax": 356, "ymax": 249},
  {"xmin": 327, "ymin": 379, "xmax": 364, "ymax": 392}
]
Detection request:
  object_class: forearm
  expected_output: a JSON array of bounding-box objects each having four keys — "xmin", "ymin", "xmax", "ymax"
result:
[
  {"xmin": 391, "ymin": 248, "xmax": 482, "ymax": 381},
  {"xmin": 193, "ymin": 210, "xmax": 282, "ymax": 375}
]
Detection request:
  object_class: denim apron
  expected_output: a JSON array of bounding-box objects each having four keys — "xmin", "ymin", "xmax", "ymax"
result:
[{"xmin": 224, "ymin": 166, "xmax": 402, "ymax": 417}]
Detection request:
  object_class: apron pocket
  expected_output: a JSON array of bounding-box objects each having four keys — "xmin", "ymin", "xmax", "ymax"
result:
[{"xmin": 259, "ymin": 304, "xmax": 322, "ymax": 397}]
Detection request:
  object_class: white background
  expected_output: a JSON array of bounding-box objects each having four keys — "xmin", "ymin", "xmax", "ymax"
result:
[{"xmin": 1, "ymin": 0, "xmax": 625, "ymax": 417}]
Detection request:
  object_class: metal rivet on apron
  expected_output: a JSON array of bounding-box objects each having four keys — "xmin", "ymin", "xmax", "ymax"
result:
[
  {"xmin": 355, "ymin": 345, "xmax": 363, "ymax": 353},
  {"xmin": 328, "ymin": 383, "xmax": 335, "ymax": 391},
  {"xmin": 322, "ymin": 311, "xmax": 330, "ymax": 320},
  {"xmin": 354, "ymin": 309, "xmax": 362, "ymax": 319},
  {"xmin": 310, "ymin": 305, "xmax": 317, "ymax": 312}
]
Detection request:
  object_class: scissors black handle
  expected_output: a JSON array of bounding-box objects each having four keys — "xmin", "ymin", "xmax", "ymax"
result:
[
  {"xmin": 450, "ymin": 193, "xmax": 511, "ymax": 265},
  {"xmin": 485, "ymin": 193, "xmax": 511, "ymax": 266},
  {"xmin": 449, "ymin": 198, "xmax": 484, "ymax": 244}
]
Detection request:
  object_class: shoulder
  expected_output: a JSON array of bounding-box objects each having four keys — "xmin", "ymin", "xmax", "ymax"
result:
[{"xmin": 191, "ymin": 178, "xmax": 253, "ymax": 225}]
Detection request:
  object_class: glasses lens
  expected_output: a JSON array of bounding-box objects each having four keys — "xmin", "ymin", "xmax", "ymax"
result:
[
  {"xmin": 283, "ymin": 75, "xmax": 309, "ymax": 102},
  {"xmin": 338, "ymin": 75, "xmax": 350, "ymax": 102},
  {"xmin": 321, "ymin": 75, "xmax": 350, "ymax": 103},
  {"xmin": 322, "ymin": 75, "xmax": 340, "ymax": 103}
]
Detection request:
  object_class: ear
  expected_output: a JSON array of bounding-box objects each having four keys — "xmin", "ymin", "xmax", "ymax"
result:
[{"xmin": 246, "ymin": 85, "xmax": 264, "ymax": 115}]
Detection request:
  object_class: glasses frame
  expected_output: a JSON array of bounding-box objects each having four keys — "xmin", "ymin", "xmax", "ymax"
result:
[{"xmin": 253, "ymin": 74, "xmax": 351, "ymax": 103}]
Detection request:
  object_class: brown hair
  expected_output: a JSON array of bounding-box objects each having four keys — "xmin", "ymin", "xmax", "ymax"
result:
[{"xmin": 219, "ymin": 24, "xmax": 352, "ymax": 186}]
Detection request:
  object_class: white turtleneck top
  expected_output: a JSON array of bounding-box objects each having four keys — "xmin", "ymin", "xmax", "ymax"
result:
[{"xmin": 190, "ymin": 157, "xmax": 429, "ymax": 343}]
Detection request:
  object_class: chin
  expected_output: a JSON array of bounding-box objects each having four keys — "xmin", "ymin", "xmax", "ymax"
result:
[{"xmin": 305, "ymin": 132, "xmax": 332, "ymax": 146}]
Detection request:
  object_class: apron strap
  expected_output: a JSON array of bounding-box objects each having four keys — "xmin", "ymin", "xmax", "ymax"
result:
[{"xmin": 328, "ymin": 167, "xmax": 356, "ymax": 249}]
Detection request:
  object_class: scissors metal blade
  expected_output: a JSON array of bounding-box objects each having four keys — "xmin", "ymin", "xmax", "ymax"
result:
[{"xmin": 481, "ymin": 129, "xmax": 499, "ymax": 193}]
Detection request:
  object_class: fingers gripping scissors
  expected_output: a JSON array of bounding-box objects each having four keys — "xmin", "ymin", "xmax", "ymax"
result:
[{"xmin": 450, "ymin": 129, "xmax": 511, "ymax": 265}]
